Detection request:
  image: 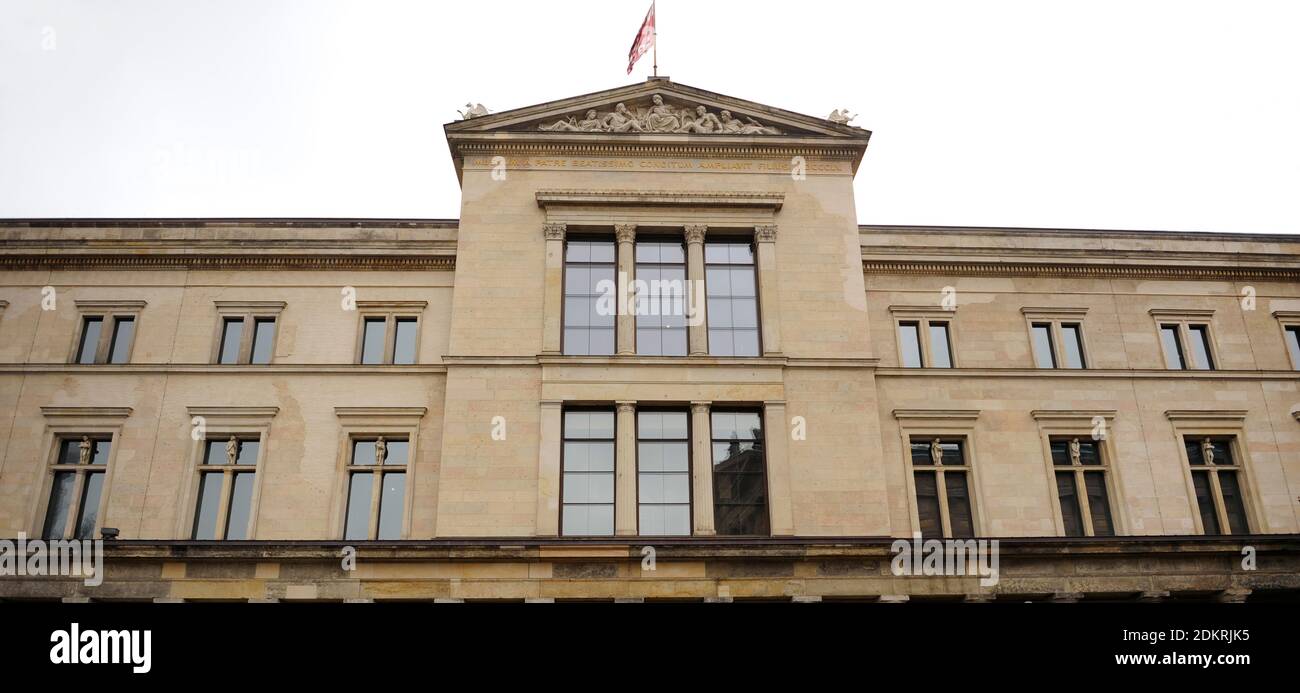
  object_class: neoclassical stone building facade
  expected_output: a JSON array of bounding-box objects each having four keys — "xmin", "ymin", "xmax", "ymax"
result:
[{"xmin": 1, "ymin": 79, "xmax": 1298, "ymax": 602}]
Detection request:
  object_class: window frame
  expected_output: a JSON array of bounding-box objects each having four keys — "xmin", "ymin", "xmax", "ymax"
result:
[
  {"xmin": 889, "ymin": 306, "xmax": 959, "ymax": 369},
  {"xmin": 703, "ymin": 237, "xmax": 763, "ymax": 358},
  {"xmin": 559, "ymin": 406, "xmax": 617, "ymax": 537},
  {"xmin": 633, "ymin": 236, "xmax": 690, "ymax": 357},
  {"xmin": 893, "ymin": 409, "xmax": 985, "ymax": 538},
  {"xmin": 1031, "ymin": 410, "xmax": 1126, "ymax": 538},
  {"xmin": 709, "ymin": 407, "xmax": 770, "ymax": 536},
  {"xmin": 30, "ymin": 407, "xmax": 131, "ymax": 541},
  {"xmin": 353, "ymin": 301, "xmax": 428, "ymax": 365},
  {"xmin": 1274, "ymin": 310, "xmax": 1300, "ymax": 370},
  {"xmin": 634, "ymin": 407, "xmax": 693, "ymax": 536},
  {"xmin": 341, "ymin": 435, "xmax": 412, "ymax": 541},
  {"xmin": 211, "ymin": 301, "xmax": 286, "ymax": 365},
  {"xmin": 177, "ymin": 407, "xmax": 276, "ymax": 541},
  {"xmin": 331, "ymin": 407, "xmax": 425, "ymax": 541},
  {"xmin": 69, "ymin": 300, "xmax": 145, "ymax": 365},
  {"xmin": 190, "ymin": 435, "xmax": 264, "ymax": 541},
  {"xmin": 561, "ymin": 235, "xmax": 618, "ymax": 356},
  {"xmin": 1150, "ymin": 310, "xmax": 1219, "ymax": 371},
  {"xmin": 906, "ymin": 436, "xmax": 979, "ymax": 539},
  {"xmin": 1166, "ymin": 410, "xmax": 1264, "ymax": 536},
  {"xmin": 1021, "ymin": 308, "xmax": 1090, "ymax": 370}
]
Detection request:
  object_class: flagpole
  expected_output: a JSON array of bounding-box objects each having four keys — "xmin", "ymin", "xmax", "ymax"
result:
[{"xmin": 652, "ymin": 5, "xmax": 658, "ymax": 77}]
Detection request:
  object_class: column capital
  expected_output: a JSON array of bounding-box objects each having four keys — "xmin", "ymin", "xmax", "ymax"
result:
[
  {"xmin": 543, "ymin": 222, "xmax": 567, "ymax": 241},
  {"xmin": 690, "ymin": 401, "xmax": 712, "ymax": 414},
  {"xmin": 684, "ymin": 224, "xmax": 707, "ymax": 245},
  {"xmin": 614, "ymin": 223, "xmax": 637, "ymax": 244},
  {"xmin": 615, "ymin": 401, "xmax": 637, "ymax": 413},
  {"xmin": 755, "ymin": 224, "xmax": 778, "ymax": 243}
]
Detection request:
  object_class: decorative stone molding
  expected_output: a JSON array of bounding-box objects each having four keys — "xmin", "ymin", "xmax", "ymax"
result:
[
  {"xmin": 354, "ymin": 300, "xmax": 429, "ymax": 311},
  {"xmin": 684, "ymin": 224, "xmax": 707, "ymax": 245},
  {"xmin": 186, "ymin": 406, "xmax": 280, "ymax": 419},
  {"xmin": 755, "ymin": 225, "xmax": 778, "ymax": 243},
  {"xmin": 334, "ymin": 406, "xmax": 428, "ymax": 420},
  {"xmin": 0, "ymin": 254, "xmax": 455, "ymax": 272},
  {"xmin": 214, "ymin": 301, "xmax": 287, "ymax": 313},
  {"xmin": 538, "ymin": 95, "xmax": 781, "ymax": 135},
  {"xmin": 457, "ymin": 141, "xmax": 862, "ymax": 162},
  {"xmin": 543, "ymin": 222, "xmax": 567, "ymax": 241},
  {"xmin": 1031, "ymin": 409, "xmax": 1117, "ymax": 422},
  {"xmin": 536, "ymin": 190, "xmax": 783, "ymax": 211},
  {"xmin": 73, "ymin": 300, "xmax": 148, "ymax": 311},
  {"xmin": 863, "ymin": 259, "xmax": 1300, "ymax": 281},
  {"xmin": 1164, "ymin": 410, "xmax": 1248, "ymax": 422},
  {"xmin": 892, "ymin": 409, "xmax": 981, "ymax": 422},
  {"xmin": 1021, "ymin": 307, "xmax": 1089, "ymax": 319},
  {"xmin": 615, "ymin": 401, "xmax": 637, "ymax": 414},
  {"xmin": 614, "ymin": 224, "xmax": 637, "ymax": 244},
  {"xmin": 40, "ymin": 406, "xmax": 133, "ymax": 419},
  {"xmin": 1150, "ymin": 308, "xmax": 1215, "ymax": 319}
]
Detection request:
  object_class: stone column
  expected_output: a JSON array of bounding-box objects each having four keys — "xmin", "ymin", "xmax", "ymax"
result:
[
  {"xmin": 615, "ymin": 224, "xmax": 637, "ymax": 356},
  {"xmin": 615, "ymin": 401, "xmax": 638, "ymax": 536},
  {"xmin": 754, "ymin": 224, "xmax": 782, "ymax": 356},
  {"xmin": 536, "ymin": 400, "xmax": 564, "ymax": 536},
  {"xmin": 764, "ymin": 400, "xmax": 795, "ymax": 536},
  {"xmin": 685, "ymin": 224, "xmax": 709, "ymax": 356},
  {"xmin": 542, "ymin": 223, "xmax": 566, "ymax": 355},
  {"xmin": 691, "ymin": 401, "xmax": 716, "ymax": 535}
]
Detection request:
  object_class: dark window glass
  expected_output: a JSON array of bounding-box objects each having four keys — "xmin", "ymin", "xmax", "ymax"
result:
[
  {"xmin": 192, "ymin": 473, "xmax": 223, "ymax": 539},
  {"xmin": 77, "ymin": 317, "xmax": 103, "ymax": 364},
  {"xmin": 1188, "ymin": 325, "xmax": 1214, "ymax": 370},
  {"xmin": 393, "ymin": 318, "xmax": 418, "ymax": 364},
  {"xmin": 73, "ymin": 471, "xmax": 104, "ymax": 539},
  {"xmin": 1160, "ymin": 325, "xmax": 1185, "ymax": 369},
  {"xmin": 899, "ymin": 322, "xmax": 923, "ymax": 368},
  {"xmin": 1031, "ymin": 323, "xmax": 1056, "ymax": 368},
  {"xmin": 1084, "ymin": 472, "xmax": 1114, "ymax": 536},
  {"xmin": 1051, "ymin": 439, "xmax": 1101, "ymax": 465},
  {"xmin": 635, "ymin": 241, "xmax": 688, "ymax": 356},
  {"xmin": 42, "ymin": 472, "xmax": 76, "ymax": 539},
  {"xmin": 1061, "ymin": 324, "xmax": 1085, "ymax": 369},
  {"xmin": 945, "ymin": 472, "xmax": 974, "ymax": 538},
  {"xmin": 637, "ymin": 410, "xmax": 690, "ymax": 536},
  {"xmin": 928, "ymin": 322, "xmax": 953, "ymax": 368},
  {"xmin": 218, "ymin": 318, "xmax": 243, "ymax": 364},
  {"xmin": 1056, "ymin": 471, "xmax": 1084, "ymax": 537},
  {"xmin": 108, "ymin": 317, "xmax": 135, "ymax": 364},
  {"xmin": 236, "ymin": 439, "xmax": 259, "ymax": 466},
  {"xmin": 224, "ymin": 472, "xmax": 256, "ymax": 540},
  {"xmin": 1217, "ymin": 472, "xmax": 1249, "ymax": 535},
  {"xmin": 913, "ymin": 471, "xmax": 942, "ymax": 539},
  {"xmin": 563, "ymin": 240, "xmax": 616, "ymax": 356},
  {"xmin": 562, "ymin": 410, "xmax": 616, "ymax": 536},
  {"xmin": 58, "ymin": 439, "xmax": 81, "ymax": 466},
  {"xmin": 1286, "ymin": 326, "xmax": 1300, "ymax": 370},
  {"xmin": 343, "ymin": 472, "xmax": 373, "ymax": 541},
  {"xmin": 706, "ymin": 242, "xmax": 759, "ymax": 357},
  {"xmin": 711, "ymin": 411, "xmax": 768, "ymax": 535},
  {"xmin": 250, "ymin": 318, "xmax": 276, "ymax": 364},
  {"xmin": 1190, "ymin": 470, "xmax": 1221, "ymax": 535},
  {"xmin": 361, "ymin": 318, "xmax": 386, "ymax": 364},
  {"xmin": 91, "ymin": 439, "xmax": 110, "ymax": 465},
  {"xmin": 1185, "ymin": 438, "xmax": 1232, "ymax": 466},
  {"xmin": 377, "ymin": 472, "xmax": 406, "ymax": 540},
  {"xmin": 910, "ymin": 439, "xmax": 961, "ymax": 466}
]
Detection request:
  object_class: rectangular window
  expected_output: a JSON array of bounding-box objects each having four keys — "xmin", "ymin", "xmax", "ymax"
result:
[
  {"xmin": 356, "ymin": 312, "xmax": 421, "ymax": 365},
  {"xmin": 75, "ymin": 315, "xmax": 138, "ymax": 365},
  {"xmin": 107, "ymin": 317, "xmax": 135, "ymax": 364},
  {"xmin": 1187, "ymin": 325, "xmax": 1214, "ymax": 370},
  {"xmin": 1049, "ymin": 438, "xmax": 1114, "ymax": 537},
  {"xmin": 250, "ymin": 318, "xmax": 276, "ymax": 365},
  {"xmin": 361, "ymin": 318, "xmax": 387, "ymax": 364},
  {"xmin": 43, "ymin": 437, "xmax": 111, "ymax": 540},
  {"xmin": 218, "ymin": 318, "xmax": 244, "ymax": 364},
  {"xmin": 928, "ymin": 323, "xmax": 953, "ymax": 368},
  {"xmin": 895, "ymin": 315, "xmax": 955, "ymax": 368},
  {"xmin": 1285, "ymin": 326, "xmax": 1300, "ymax": 370},
  {"xmin": 1160, "ymin": 322, "xmax": 1216, "ymax": 371},
  {"xmin": 637, "ymin": 410, "xmax": 690, "ymax": 536},
  {"xmin": 1030, "ymin": 321, "xmax": 1087, "ymax": 369},
  {"xmin": 192, "ymin": 437, "xmax": 260, "ymax": 540},
  {"xmin": 342, "ymin": 437, "xmax": 409, "ymax": 540},
  {"xmin": 561, "ymin": 410, "xmax": 615, "ymax": 536},
  {"xmin": 635, "ymin": 240, "xmax": 688, "ymax": 356},
  {"xmin": 214, "ymin": 306, "xmax": 283, "ymax": 365},
  {"xmin": 908, "ymin": 438, "xmax": 974, "ymax": 538},
  {"xmin": 899, "ymin": 322, "xmax": 923, "ymax": 368},
  {"xmin": 705, "ymin": 242, "xmax": 760, "ymax": 357},
  {"xmin": 1060, "ymin": 324, "xmax": 1085, "ymax": 368},
  {"xmin": 76, "ymin": 317, "xmax": 103, "ymax": 364},
  {"xmin": 393, "ymin": 318, "xmax": 418, "ymax": 365},
  {"xmin": 563, "ymin": 239, "xmax": 616, "ymax": 356},
  {"xmin": 711, "ymin": 411, "xmax": 768, "ymax": 535},
  {"xmin": 1184, "ymin": 437, "xmax": 1248, "ymax": 535},
  {"xmin": 1031, "ymin": 324, "xmax": 1056, "ymax": 368}
]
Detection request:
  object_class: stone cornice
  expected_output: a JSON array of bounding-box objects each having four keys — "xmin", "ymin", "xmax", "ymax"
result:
[
  {"xmin": 40, "ymin": 406, "xmax": 134, "ymax": 419},
  {"xmin": 892, "ymin": 409, "xmax": 981, "ymax": 422},
  {"xmin": 0, "ymin": 254, "xmax": 455, "ymax": 271},
  {"xmin": 1165, "ymin": 409, "xmax": 1249, "ymax": 422},
  {"xmin": 862, "ymin": 259, "xmax": 1300, "ymax": 280},
  {"xmin": 1031, "ymin": 409, "xmax": 1118, "ymax": 421},
  {"xmin": 334, "ymin": 406, "xmax": 428, "ymax": 420},
  {"xmin": 876, "ymin": 368, "xmax": 1299, "ymax": 380},
  {"xmin": 0, "ymin": 364, "xmax": 450, "ymax": 375},
  {"xmin": 453, "ymin": 139, "xmax": 862, "ymax": 162},
  {"xmin": 186, "ymin": 406, "xmax": 280, "ymax": 419},
  {"xmin": 536, "ymin": 189, "xmax": 784, "ymax": 211}
]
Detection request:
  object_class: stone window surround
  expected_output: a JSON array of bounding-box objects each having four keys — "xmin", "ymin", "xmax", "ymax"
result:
[
  {"xmin": 1021, "ymin": 307, "xmax": 1091, "ymax": 370},
  {"xmin": 352, "ymin": 300, "xmax": 428, "ymax": 365},
  {"xmin": 1165, "ymin": 409, "xmax": 1266, "ymax": 535},
  {"xmin": 68, "ymin": 299, "xmax": 146, "ymax": 365},
  {"xmin": 1150, "ymin": 308, "xmax": 1219, "ymax": 370},
  {"xmin": 536, "ymin": 399, "xmax": 793, "ymax": 538},
  {"xmin": 211, "ymin": 300, "xmax": 286, "ymax": 365},
  {"xmin": 1030, "ymin": 409, "xmax": 1126, "ymax": 537},
  {"xmin": 329, "ymin": 407, "xmax": 427, "ymax": 540},
  {"xmin": 891, "ymin": 409, "xmax": 986, "ymax": 537},
  {"xmin": 1273, "ymin": 310, "xmax": 1300, "ymax": 370},
  {"xmin": 175, "ymin": 406, "xmax": 278, "ymax": 540},
  {"xmin": 888, "ymin": 305, "xmax": 959, "ymax": 368},
  {"xmin": 29, "ymin": 406, "xmax": 133, "ymax": 539}
]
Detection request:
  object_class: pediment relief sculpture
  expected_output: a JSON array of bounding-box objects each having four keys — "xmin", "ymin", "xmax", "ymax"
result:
[{"xmin": 538, "ymin": 94, "xmax": 781, "ymax": 135}]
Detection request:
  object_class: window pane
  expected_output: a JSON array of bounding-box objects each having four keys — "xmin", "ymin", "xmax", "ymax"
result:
[
  {"xmin": 1049, "ymin": 440, "xmax": 1070, "ymax": 466},
  {"xmin": 562, "ymin": 409, "xmax": 616, "ymax": 536},
  {"xmin": 393, "ymin": 318, "xmax": 418, "ymax": 364},
  {"xmin": 192, "ymin": 473, "xmax": 223, "ymax": 539},
  {"xmin": 711, "ymin": 411, "xmax": 768, "ymax": 536},
  {"xmin": 204, "ymin": 439, "xmax": 227, "ymax": 465},
  {"xmin": 564, "ymin": 240, "xmax": 616, "ymax": 356},
  {"xmin": 250, "ymin": 319, "xmax": 275, "ymax": 364},
  {"xmin": 361, "ymin": 318, "xmax": 386, "ymax": 364},
  {"xmin": 73, "ymin": 471, "xmax": 105, "ymax": 539},
  {"xmin": 218, "ymin": 318, "xmax": 243, "ymax": 364},
  {"xmin": 1056, "ymin": 472, "xmax": 1084, "ymax": 537},
  {"xmin": 899, "ymin": 323, "xmax": 923, "ymax": 368},
  {"xmin": 108, "ymin": 317, "xmax": 135, "ymax": 364},
  {"xmin": 377, "ymin": 472, "xmax": 406, "ymax": 539},
  {"xmin": 77, "ymin": 317, "xmax": 103, "ymax": 364},
  {"xmin": 636, "ymin": 241, "xmax": 688, "ymax": 357},
  {"xmin": 1084, "ymin": 472, "xmax": 1114, "ymax": 536},
  {"xmin": 234, "ymin": 439, "xmax": 257, "ymax": 466},
  {"xmin": 42, "ymin": 472, "xmax": 76, "ymax": 539},
  {"xmin": 383, "ymin": 439, "xmax": 409, "ymax": 466},
  {"xmin": 1286, "ymin": 327, "xmax": 1300, "ymax": 370},
  {"xmin": 1160, "ymin": 325, "xmax": 1185, "ymax": 369},
  {"xmin": 1031, "ymin": 324, "xmax": 1056, "ymax": 368},
  {"xmin": 58, "ymin": 439, "xmax": 81, "ymax": 466},
  {"xmin": 1190, "ymin": 470, "xmax": 1220, "ymax": 535},
  {"xmin": 638, "ymin": 411, "xmax": 691, "ymax": 537},
  {"xmin": 224, "ymin": 472, "xmax": 255, "ymax": 540},
  {"xmin": 914, "ymin": 471, "xmax": 942, "ymax": 539},
  {"xmin": 344, "ymin": 472, "xmax": 374, "ymax": 540},
  {"xmin": 1217, "ymin": 472, "xmax": 1249, "ymax": 535},
  {"xmin": 944, "ymin": 472, "xmax": 975, "ymax": 538},
  {"xmin": 91, "ymin": 440, "xmax": 111, "ymax": 465},
  {"xmin": 1061, "ymin": 324, "xmax": 1085, "ymax": 369},
  {"xmin": 352, "ymin": 440, "xmax": 377, "ymax": 466},
  {"xmin": 928, "ymin": 323, "xmax": 952, "ymax": 368},
  {"xmin": 706, "ymin": 244, "xmax": 759, "ymax": 358},
  {"xmin": 1188, "ymin": 325, "xmax": 1214, "ymax": 370}
]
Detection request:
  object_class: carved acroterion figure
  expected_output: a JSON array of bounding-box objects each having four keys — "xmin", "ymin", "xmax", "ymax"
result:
[
  {"xmin": 828, "ymin": 108, "xmax": 857, "ymax": 125},
  {"xmin": 458, "ymin": 103, "xmax": 490, "ymax": 120}
]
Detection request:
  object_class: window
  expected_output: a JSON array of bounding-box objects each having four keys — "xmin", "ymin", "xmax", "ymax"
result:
[
  {"xmin": 705, "ymin": 242, "xmax": 760, "ymax": 357},
  {"xmin": 908, "ymin": 438, "xmax": 975, "ymax": 538},
  {"xmin": 355, "ymin": 305, "xmax": 424, "ymax": 365},
  {"xmin": 563, "ymin": 239, "xmax": 616, "ymax": 355},
  {"xmin": 635, "ymin": 240, "xmax": 688, "ymax": 356},
  {"xmin": 1050, "ymin": 438, "xmax": 1114, "ymax": 536},
  {"xmin": 1184, "ymin": 437, "xmax": 1249, "ymax": 535},
  {"xmin": 1030, "ymin": 322, "xmax": 1086, "ymax": 369},
  {"xmin": 72, "ymin": 307, "xmax": 140, "ymax": 365},
  {"xmin": 192, "ymin": 437, "xmax": 260, "ymax": 540},
  {"xmin": 892, "ymin": 311, "xmax": 953, "ymax": 368},
  {"xmin": 711, "ymin": 411, "xmax": 768, "ymax": 535},
  {"xmin": 1286, "ymin": 326, "xmax": 1300, "ymax": 370},
  {"xmin": 43, "ymin": 436, "xmax": 111, "ymax": 540},
  {"xmin": 561, "ymin": 410, "xmax": 615, "ymax": 536},
  {"xmin": 343, "ymin": 437, "xmax": 409, "ymax": 540},
  {"xmin": 637, "ymin": 410, "xmax": 690, "ymax": 536},
  {"xmin": 213, "ymin": 302, "xmax": 284, "ymax": 365},
  {"xmin": 1151, "ymin": 312, "xmax": 1217, "ymax": 370}
]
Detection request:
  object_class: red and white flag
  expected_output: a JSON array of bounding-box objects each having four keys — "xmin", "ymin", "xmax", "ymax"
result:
[{"xmin": 627, "ymin": 1, "xmax": 656, "ymax": 75}]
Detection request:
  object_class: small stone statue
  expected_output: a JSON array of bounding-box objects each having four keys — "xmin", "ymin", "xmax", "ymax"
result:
[
  {"xmin": 227, "ymin": 436, "xmax": 239, "ymax": 465},
  {"xmin": 458, "ymin": 102, "xmax": 490, "ymax": 120},
  {"xmin": 930, "ymin": 439, "xmax": 943, "ymax": 466},
  {"xmin": 79, "ymin": 436, "xmax": 93, "ymax": 465},
  {"xmin": 1202, "ymin": 438, "xmax": 1215, "ymax": 465},
  {"xmin": 828, "ymin": 108, "xmax": 857, "ymax": 125},
  {"xmin": 375, "ymin": 436, "xmax": 387, "ymax": 466},
  {"xmin": 1069, "ymin": 438, "xmax": 1082, "ymax": 465}
]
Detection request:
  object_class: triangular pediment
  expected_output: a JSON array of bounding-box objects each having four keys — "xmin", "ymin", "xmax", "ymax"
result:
[{"xmin": 445, "ymin": 78, "xmax": 869, "ymax": 140}]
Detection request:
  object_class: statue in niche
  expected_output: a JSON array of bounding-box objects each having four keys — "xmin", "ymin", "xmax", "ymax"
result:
[
  {"xmin": 930, "ymin": 439, "xmax": 943, "ymax": 466},
  {"xmin": 1069, "ymin": 438, "xmax": 1082, "ymax": 465},
  {"xmin": 79, "ymin": 436, "xmax": 93, "ymax": 465},
  {"xmin": 226, "ymin": 436, "xmax": 239, "ymax": 465},
  {"xmin": 376, "ymin": 436, "xmax": 388, "ymax": 466},
  {"xmin": 602, "ymin": 103, "xmax": 645, "ymax": 132},
  {"xmin": 1201, "ymin": 438, "xmax": 1215, "ymax": 465}
]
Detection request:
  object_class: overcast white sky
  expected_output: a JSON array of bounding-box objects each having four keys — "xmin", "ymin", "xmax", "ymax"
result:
[{"xmin": 1, "ymin": 0, "xmax": 1297, "ymax": 233}]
